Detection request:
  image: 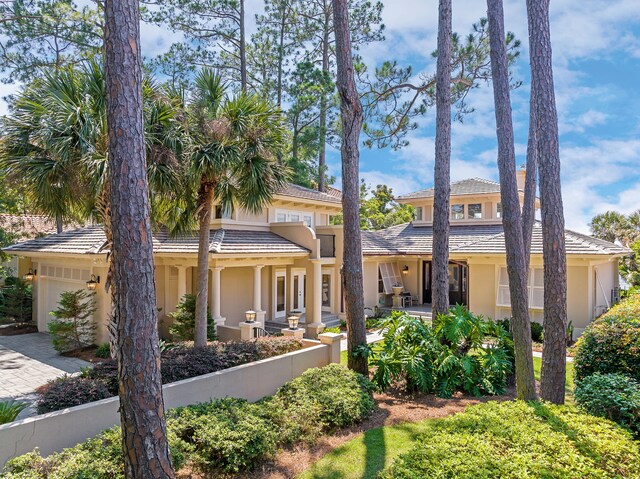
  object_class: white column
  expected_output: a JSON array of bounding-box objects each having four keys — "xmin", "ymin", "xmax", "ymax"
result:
[
  {"xmin": 211, "ymin": 266, "xmax": 225, "ymax": 326},
  {"xmin": 253, "ymin": 265, "xmax": 265, "ymax": 321},
  {"xmin": 177, "ymin": 266, "xmax": 187, "ymax": 300},
  {"xmin": 307, "ymin": 259, "xmax": 325, "ymax": 339}
]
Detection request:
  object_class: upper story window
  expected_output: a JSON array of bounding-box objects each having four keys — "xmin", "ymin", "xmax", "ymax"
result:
[
  {"xmin": 276, "ymin": 209, "xmax": 313, "ymax": 227},
  {"xmin": 496, "ymin": 202, "xmax": 502, "ymax": 219},
  {"xmin": 451, "ymin": 204, "xmax": 464, "ymax": 220},
  {"xmin": 214, "ymin": 205, "xmax": 233, "ymax": 219},
  {"xmin": 468, "ymin": 203, "xmax": 482, "ymax": 219},
  {"xmin": 414, "ymin": 206, "xmax": 423, "ymax": 221}
]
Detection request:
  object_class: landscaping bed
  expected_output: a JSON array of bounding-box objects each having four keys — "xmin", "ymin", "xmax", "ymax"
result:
[
  {"xmin": 35, "ymin": 337, "xmax": 305, "ymax": 413},
  {"xmin": 0, "ymin": 323, "xmax": 37, "ymax": 336}
]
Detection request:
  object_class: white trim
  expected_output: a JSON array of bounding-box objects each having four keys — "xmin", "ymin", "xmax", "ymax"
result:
[{"xmin": 275, "ymin": 208, "xmax": 314, "ymax": 227}]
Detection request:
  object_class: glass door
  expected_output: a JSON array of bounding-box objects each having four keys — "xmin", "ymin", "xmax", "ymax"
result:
[
  {"xmin": 293, "ymin": 272, "xmax": 306, "ymax": 312},
  {"xmin": 322, "ymin": 273, "xmax": 332, "ymax": 311},
  {"xmin": 275, "ymin": 272, "xmax": 286, "ymax": 318}
]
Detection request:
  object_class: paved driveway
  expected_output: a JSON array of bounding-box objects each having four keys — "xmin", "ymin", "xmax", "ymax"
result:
[{"xmin": 0, "ymin": 333, "xmax": 90, "ymax": 418}]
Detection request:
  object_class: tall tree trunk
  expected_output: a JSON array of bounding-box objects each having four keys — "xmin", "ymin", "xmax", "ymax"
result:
[
  {"xmin": 487, "ymin": 0, "xmax": 537, "ymax": 401},
  {"xmin": 431, "ymin": 0, "xmax": 452, "ymax": 319},
  {"xmin": 522, "ymin": 88, "xmax": 538, "ymax": 262},
  {"xmin": 317, "ymin": 17, "xmax": 330, "ymax": 192},
  {"xmin": 333, "ymin": 0, "xmax": 368, "ymax": 376},
  {"xmin": 55, "ymin": 213, "xmax": 63, "ymax": 233},
  {"xmin": 194, "ymin": 179, "xmax": 214, "ymax": 348},
  {"xmin": 276, "ymin": 4, "xmax": 286, "ymax": 108},
  {"xmin": 104, "ymin": 0, "xmax": 175, "ymax": 476},
  {"xmin": 527, "ymin": 0, "xmax": 568, "ymax": 404},
  {"xmin": 239, "ymin": 0, "xmax": 247, "ymax": 91}
]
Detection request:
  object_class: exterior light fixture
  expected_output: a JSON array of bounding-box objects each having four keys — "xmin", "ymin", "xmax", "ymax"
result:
[
  {"xmin": 288, "ymin": 311, "xmax": 301, "ymax": 330},
  {"xmin": 245, "ymin": 310, "xmax": 257, "ymax": 323},
  {"xmin": 86, "ymin": 274, "xmax": 100, "ymax": 291},
  {"xmin": 24, "ymin": 268, "xmax": 36, "ymax": 282},
  {"xmin": 402, "ymin": 265, "xmax": 409, "ymax": 275}
]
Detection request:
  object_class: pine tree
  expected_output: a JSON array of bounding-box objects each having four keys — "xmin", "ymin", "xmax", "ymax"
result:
[{"xmin": 48, "ymin": 289, "xmax": 96, "ymax": 352}]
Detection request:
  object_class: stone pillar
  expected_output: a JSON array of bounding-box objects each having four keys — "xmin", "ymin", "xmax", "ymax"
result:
[
  {"xmin": 239, "ymin": 321, "xmax": 262, "ymax": 340},
  {"xmin": 281, "ymin": 327, "xmax": 304, "ymax": 339},
  {"xmin": 306, "ymin": 260, "xmax": 325, "ymax": 339},
  {"xmin": 319, "ymin": 332, "xmax": 342, "ymax": 364},
  {"xmin": 211, "ymin": 266, "xmax": 225, "ymax": 327},
  {"xmin": 176, "ymin": 265, "xmax": 187, "ymax": 301},
  {"xmin": 253, "ymin": 265, "xmax": 266, "ymax": 322}
]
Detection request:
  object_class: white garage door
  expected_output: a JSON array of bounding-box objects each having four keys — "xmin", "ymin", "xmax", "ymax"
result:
[{"xmin": 38, "ymin": 265, "xmax": 91, "ymax": 331}]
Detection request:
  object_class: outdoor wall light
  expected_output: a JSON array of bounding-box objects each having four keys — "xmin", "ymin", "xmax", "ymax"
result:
[
  {"xmin": 86, "ymin": 274, "xmax": 100, "ymax": 291},
  {"xmin": 288, "ymin": 311, "xmax": 301, "ymax": 330},
  {"xmin": 402, "ymin": 265, "xmax": 409, "ymax": 275},
  {"xmin": 24, "ymin": 268, "xmax": 36, "ymax": 282},
  {"xmin": 245, "ymin": 310, "xmax": 257, "ymax": 323}
]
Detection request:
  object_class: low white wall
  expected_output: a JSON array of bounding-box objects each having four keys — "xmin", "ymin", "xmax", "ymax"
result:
[{"xmin": 0, "ymin": 335, "xmax": 342, "ymax": 467}]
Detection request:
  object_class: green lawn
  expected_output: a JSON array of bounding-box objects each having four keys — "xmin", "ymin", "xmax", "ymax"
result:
[{"xmin": 300, "ymin": 356, "xmax": 576, "ymax": 479}]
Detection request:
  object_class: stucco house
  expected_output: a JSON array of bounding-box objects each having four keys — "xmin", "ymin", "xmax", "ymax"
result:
[{"xmin": 3, "ymin": 172, "xmax": 628, "ymax": 341}]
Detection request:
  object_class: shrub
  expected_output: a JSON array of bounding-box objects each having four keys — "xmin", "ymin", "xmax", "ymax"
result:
[
  {"xmin": 88, "ymin": 359, "xmax": 119, "ymax": 395},
  {"xmin": 575, "ymin": 373, "xmax": 640, "ymax": 436},
  {"xmin": 574, "ymin": 293, "xmax": 640, "ymax": 381},
  {"xmin": 268, "ymin": 363, "xmax": 375, "ymax": 443},
  {"xmin": 0, "ymin": 277, "xmax": 32, "ymax": 324},
  {"xmin": 37, "ymin": 376, "xmax": 111, "ymax": 414},
  {"xmin": 255, "ymin": 336, "xmax": 304, "ymax": 358},
  {"xmin": 0, "ymin": 400, "xmax": 27, "ymax": 424},
  {"xmin": 530, "ymin": 321, "xmax": 544, "ymax": 342},
  {"xmin": 371, "ymin": 307, "xmax": 513, "ymax": 397},
  {"xmin": 168, "ymin": 294, "xmax": 216, "ymax": 341},
  {"xmin": 168, "ymin": 398, "xmax": 278, "ymax": 473},
  {"xmin": 48, "ymin": 289, "xmax": 97, "ymax": 353},
  {"xmin": 94, "ymin": 343, "xmax": 111, "ymax": 358},
  {"xmin": 379, "ymin": 401, "xmax": 640, "ymax": 479}
]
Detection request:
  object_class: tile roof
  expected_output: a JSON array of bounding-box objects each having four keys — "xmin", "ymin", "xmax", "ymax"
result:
[
  {"xmin": 397, "ymin": 178, "xmax": 503, "ymax": 200},
  {"xmin": 362, "ymin": 222, "xmax": 629, "ymax": 256},
  {"xmin": 277, "ymin": 183, "xmax": 342, "ymax": 204},
  {"xmin": 0, "ymin": 214, "xmax": 63, "ymax": 240},
  {"xmin": 4, "ymin": 226, "xmax": 309, "ymax": 256}
]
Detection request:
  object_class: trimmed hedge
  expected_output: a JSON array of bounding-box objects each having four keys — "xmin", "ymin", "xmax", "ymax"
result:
[
  {"xmin": 37, "ymin": 337, "xmax": 304, "ymax": 412},
  {"xmin": 379, "ymin": 401, "xmax": 640, "ymax": 479},
  {"xmin": 574, "ymin": 293, "xmax": 640, "ymax": 381},
  {"xmin": 3, "ymin": 365, "xmax": 374, "ymax": 477},
  {"xmin": 575, "ymin": 373, "xmax": 640, "ymax": 436}
]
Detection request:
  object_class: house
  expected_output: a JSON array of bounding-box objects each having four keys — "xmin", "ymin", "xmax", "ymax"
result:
[{"xmin": 3, "ymin": 173, "xmax": 629, "ymax": 341}]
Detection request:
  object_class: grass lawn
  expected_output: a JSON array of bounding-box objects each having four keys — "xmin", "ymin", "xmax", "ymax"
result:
[{"xmin": 300, "ymin": 357, "xmax": 576, "ymax": 479}]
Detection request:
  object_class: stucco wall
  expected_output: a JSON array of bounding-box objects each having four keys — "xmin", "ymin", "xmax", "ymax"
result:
[
  {"xmin": 220, "ymin": 267, "xmax": 253, "ymax": 326},
  {"xmin": 468, "ymin": 262, "xmax": 497, "ymax": 319}
]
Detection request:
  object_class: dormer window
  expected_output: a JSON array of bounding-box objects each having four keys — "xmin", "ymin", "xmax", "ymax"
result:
[
  {"xmin": 414, "ymin": 207, "xmax": 423, "ymax": 221},
  {"xmin": 468, "ymin": 203, "xmax": 482, "ymax": 219},
  {"xmin": 451, "ymin": 204, "xmax": 464, "ymax": 220}
]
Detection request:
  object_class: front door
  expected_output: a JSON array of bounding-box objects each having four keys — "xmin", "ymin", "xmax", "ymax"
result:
[
  {"xmin": 292, "ymin": 272, "xmax": 306, "ymax": 313},
  {"xmin": 423, "ymin": 261, "xmax": 468, "ymax": 306},
  {"xmin": 322, "ymin": 272, "xmax": 332, "ymax": 311},
  {"xmin": 275, "ymin": 272, "xmax": 286, "ymax": 318}
]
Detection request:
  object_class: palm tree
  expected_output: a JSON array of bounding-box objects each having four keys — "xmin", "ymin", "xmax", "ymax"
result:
[{"xmin": 182, "ymin": 70, "xmax": 288, "ymax": 348}]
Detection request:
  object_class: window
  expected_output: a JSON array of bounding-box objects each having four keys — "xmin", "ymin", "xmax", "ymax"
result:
[
  {"xmin": 303, "ymin": 215, "xmax": 313, "ymax": 227},
  {"xmin": 378, "ymin": 263, "xmax": 403, "ymax": 294},
  {"xmin": 214, "ymin": 204, "xmax": 233, "ymax": 219},
  {"xmin": 275, "ymin": 209, "xmax": 314, "ymax": 227},
  {"xmin": 414, "ymin": 206, "xmax": 423, "ymax": 221},
  {"xmin": 322, "ymin": 273, "xmax": 332, "ymax": 308},
  {"xmin": 451, "ymin": 204, "xmax": 464, "ymax": 220},
  {"xmin": 276, "ymin": 212, "xmax": 286, "ymax": 222},
  {"xmin": 496, "ymin": 267, "xmax": 544, "ymax": 309},
  {"xmin": 468, "ymin": 203, "xmax": 482, "ymax": 219},
  {"xmin": 496, "ymin": 203, "xmax": 502, "ymax": 219}
]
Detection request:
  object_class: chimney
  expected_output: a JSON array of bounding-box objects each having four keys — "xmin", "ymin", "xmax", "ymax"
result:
[{"xmin": 516, "ymin": 167, "xmax": 526, "ymax": 191}]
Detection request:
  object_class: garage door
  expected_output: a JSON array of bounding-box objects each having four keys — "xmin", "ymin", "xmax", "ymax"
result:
[{"xmin": 38, "ymin": 265, "xmax": 91, "ymax": 331}]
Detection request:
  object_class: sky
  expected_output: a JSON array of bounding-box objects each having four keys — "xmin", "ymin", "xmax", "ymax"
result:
[{"xmin": 2, "ymin": 0, "xmax": 639, "ymax": 233}]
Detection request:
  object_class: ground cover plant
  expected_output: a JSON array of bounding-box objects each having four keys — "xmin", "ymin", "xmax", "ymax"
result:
[
  {"xmin": 370, "ymin": 307, "xmax": 513, "ymax": 397},
  {"xmin": 379, "ymin": 401, "xmax": 640, "ymax": 479},
  {"xmin": 2, "ymin": 365, "xmax": 374, "ymax": 477},
  {"xmin": 36, "ymin": 337, "xmax": 305, "ymax": 413}
]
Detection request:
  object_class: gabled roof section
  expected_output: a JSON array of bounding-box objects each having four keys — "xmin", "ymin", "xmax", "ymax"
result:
[
  {"xmin": 397, "ymin": 178, "xmax": 503, "ymax": 200},
  {"xmin": 4, "ymin": 227, "xmax": 309, "ymax": 256},
  {"xmin": 277, "ymin": 183, "xmax": 342, "ymax": 204}
]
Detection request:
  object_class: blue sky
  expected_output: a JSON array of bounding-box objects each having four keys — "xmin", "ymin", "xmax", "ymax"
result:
[{"xmin": 2, "ymin": 0, "xmax": 639, "ymax": 233}]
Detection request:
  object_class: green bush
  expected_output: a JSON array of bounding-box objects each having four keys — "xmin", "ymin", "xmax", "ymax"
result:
[
  {"xmin": 37, "ymin": 376, "xmax": 111, "ymax": 414},
  {"xmin": 0, "ymin": 401, "xmax": 27, "ymax": 424},
  {"xmin": 168, "ymin": 294, "xmax": 216, "ymax": 341},
  {"xmin": 94, "ymin": 343, "xmax": 111, "ymax": 358},
  {"xmin": 371, "ymin": 307, "xmax": 513, "ymax": 397},
  {"xmin": 379, "ymin": 401, "xmax": 640, "ymax": 479},
  {"xmin": 575, "ymin": 373, "xmax": 640, "ymax": 436},
  {"xmin": 168, "ymin": 398, "xmax": 277, "ymax": 473},
  {"xmin": 48, "ymin": 290, "xmax": 97, "ymax": 353},
  {"xmin": 574, "ymin": 293, "xmax": 640, "ymax": 381},
  {"xmin": 0, "ymin": 277, "xmax": 32, "ymax": 324},
  {"xmin": 530, "ymin": 321, "xmax": 544, "ymax": 342}
]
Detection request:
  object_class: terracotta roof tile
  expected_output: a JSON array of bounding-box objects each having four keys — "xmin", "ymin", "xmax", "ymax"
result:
[{"xmin": 277, "ymin": 183, "xmax": 342, "ymax": 204}]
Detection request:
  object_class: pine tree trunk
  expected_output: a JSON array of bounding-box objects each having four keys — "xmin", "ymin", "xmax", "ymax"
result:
[
  {"xmin": 194, "ymin": 180, "xmax": 214, "ymax": 348},
  {"xmin": 317, "ymin": 20, "xmax": 330, "ymax": 192},
  {"xmin": 239, "ymin": 0, "xmax": 247, "ymax": 91},
  {"xmin": 487, "ymin": 0, "xmax": 537, "ymax": 401},
  {"xmin": 104, "ymin": 0, "xmax": 176, "ymax": 476},
  {"xmin": 527, "ymin": 0, "xmax": 568, "ymax": 405},
  {"xmin": 333, "ymin": 0, "xmax": 368, "ymax": 376},
  {"xmin": 522, "ymin": 84, "xmax": 538, "ymax": 262},
  {"xmin": 55, "ymin": 213, "xmax": 63, "ymax": 234},
  {"xmin": 276, "ymin": 5, "xmax": 286, "ymax": 108},
  {"xmin": 432, "ymin": 0, "xmax": 452, "ymax": 319}
]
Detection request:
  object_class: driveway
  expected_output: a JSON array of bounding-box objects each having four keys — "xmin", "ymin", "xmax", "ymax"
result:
[{"xmin": 0, "ymin": 333, "xmax": 90, "ymax": 418}]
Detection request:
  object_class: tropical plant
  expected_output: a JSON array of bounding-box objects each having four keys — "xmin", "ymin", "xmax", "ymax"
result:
[
  {"xmin": 48, "ymin": 289, "xmax": 97, "ymax": 352},
  {"xmin": 177, "ymin": 69, "xmax": 288, "ymax": 348},
  {"xmin": 371, "ymin": 307, "xmax": 513, "ymax": 397},
  {"xmin": 168, "ymin": 294, "xmax": 216, "ymax": 342},
  {"xmin": 0, "ymin": 401, "xmax": 28, "ymax": 425}
]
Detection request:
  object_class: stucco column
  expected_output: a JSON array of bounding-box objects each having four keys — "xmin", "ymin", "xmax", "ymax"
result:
[
  {"xmin": 176, "ymin": 265, "xmax": 187, "ymax": 301},
  {"xmin": 307, "ymin": 259, "xmax": 325, "ymax": 339},
  {"xmin": 211, "ymin": 266, "xmax": 225, "ymax": 326},
  {"xmin": 253, "ymin": 265, "xmax": 265, "ymax": 321}
]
